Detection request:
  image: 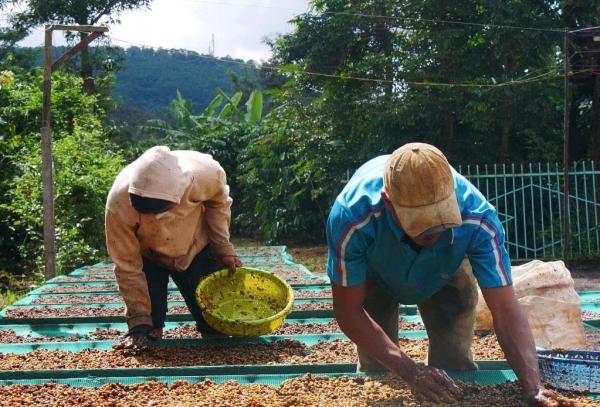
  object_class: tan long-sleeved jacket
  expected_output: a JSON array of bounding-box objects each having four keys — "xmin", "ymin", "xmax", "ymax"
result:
[{"xmin": 105, "ymin": 146, "xmax": 237, "ymax": 328}]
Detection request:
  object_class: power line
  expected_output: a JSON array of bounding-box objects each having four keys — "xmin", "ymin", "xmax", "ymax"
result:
[
  {"xmin": 180, "ymin": 0, "xmax": 572, "ymax": 34},
  {"xmin": 6, "ymin": 0, "xmax": 583, "ymax": 90},
  {"xmin": 110, "ymin": 35, "xmax": 563, "ymax": 89},
  {"xmin": 322, "ymin": 11, "xmax": 565, "ymax": 34}
]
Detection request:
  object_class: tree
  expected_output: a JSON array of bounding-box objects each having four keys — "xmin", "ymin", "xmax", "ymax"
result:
[
  {"xmin": 264, "ymin": 0, "xmax": 586, "ymax": 164},
  {"xmin": 239, "ymin": 0, "xmax": 600, "ymax": 244},
  {"xmin": 0, "ymin": 24, "xmax": 27, "ymax": 50},
  {"xmin": 236, "ymin": 98, "xmax": 345, "ymax": 243},
  {"xmin": 559, "ymin": 1, "xmax": 600, "ymax": 163},
  {"xmin": 264, "ymin": 0, "xmax": 403, "ymax": 165},
  {"xmin": 1, "ymin": 0, "xmax": 151, "ymax": 94},
  {"xmin": 0, "ymin": 68, "xmax": 125, "ymax": 274},
  {"xmin": 391, "ymin": 0, "xmax": 567, "ymax": 163}
]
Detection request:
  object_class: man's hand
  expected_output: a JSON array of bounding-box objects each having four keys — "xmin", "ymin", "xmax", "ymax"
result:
[
  {"xmin": 147, "ymin": 327, "xmax": 163, "ymax": 341},
  {"xmin": 526, "ymin": 388, "xmax": 581, "ymax": 407},
  {"xmin": 112, "ymin": 324, "xmax": 155, "ymax": 350},
  {"xmin": 407, "ymin": 365, "xmax": 460, "ymax": 404},
  {"xmin": 219, "ymin": 255, "xmax": 242, "ymax": 276}
]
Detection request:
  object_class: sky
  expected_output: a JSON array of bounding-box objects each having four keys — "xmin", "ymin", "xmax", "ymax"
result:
[{"xmin": 15, "ymin": 0, "xmax": 310, "ymax": 62}]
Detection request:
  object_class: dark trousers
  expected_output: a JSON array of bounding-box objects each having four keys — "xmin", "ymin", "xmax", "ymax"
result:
[
  {"xmin": 142, "ymin": 245, "xmax": 222, "ymax": 334},
  {"xmin": 357, "ymin": 258, "xmax": 479, "ymax": 372}
]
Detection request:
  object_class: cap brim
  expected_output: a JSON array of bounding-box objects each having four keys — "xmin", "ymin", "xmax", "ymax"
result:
[{"xmin": 392, "ymin": 193, "xmax": 462, "ymax": 238}]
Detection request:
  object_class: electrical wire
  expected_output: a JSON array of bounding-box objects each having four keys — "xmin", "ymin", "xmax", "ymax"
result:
[
  {"xmin": 109, "ymin": 35, "xmax": 565, "ymax": 89},
  {"xmin": 7, "ymin": 0, "xmax": 597, "ymax": 89}
]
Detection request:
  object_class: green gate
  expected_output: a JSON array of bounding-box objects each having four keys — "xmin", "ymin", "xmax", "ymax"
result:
[{"xmin": 458, "ymin": 161, "xmax": 600, "ymax": 262}]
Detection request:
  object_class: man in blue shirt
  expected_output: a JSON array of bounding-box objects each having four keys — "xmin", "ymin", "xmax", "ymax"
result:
[{"xmin": 326, "ymin": 143, "xmax": 578, "ymax": 407}]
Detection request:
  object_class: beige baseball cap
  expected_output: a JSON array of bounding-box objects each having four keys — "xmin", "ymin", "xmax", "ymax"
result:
[{"xmin": 383, "ymin": 143, "xmax": 462, "ymax": 238}]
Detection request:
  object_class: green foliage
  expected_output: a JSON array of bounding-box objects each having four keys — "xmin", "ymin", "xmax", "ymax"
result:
[
  {"xmin": 3, "ymin": 0, "xmax": 152, "ymax": 28},
  {"xmin": 0, "ymin": 69, "xmax": 14, "ymax": 89},
  {"xmin": 0, "ymin": 17, "xmax": 28, "ymax": 50},
  {"xmin": 0, "ymin": 67, "xmax": 43, "ymax": 270},
  {"xmin": 0, "ymin": 68, "xmax": 125, "ymax": 274},
  {"xmin": 266, "ymin": 0, "xmax": 581, "ymax": 166},
  {"xmin": 134, "ymin": 84, "xmax": 340, "ymax": 243},
  {"xmin": 235, "ymin": 0, "xmax": 600, "ymax": 244},
  {"xmin": 267, "ymin": 0, "xmax": 401, "ymax": 160},
  {"xmin": 3, "ymin": 0, "xmax": 153, "ymax": 94},
  {"xmin": 139, "ymin": 88, "xmax": 263, "ymax": 151},
  {"xmin": 22, "ymin": 45, "xmax": 255, "ymax": 142},
  {"xmin": 236, "ymin": 101, "xmax": 344, "ymax": 243},
  {"xmin": 2, "ymin": 0, "xmax": 600, "ymax": 265},
  {"xmin": 392, "ymin": 0, "xmax": 567, "ymax": 163},
  {"xmin": 2, "ymin": 124, "xmax": 125, "ymax": 274}
]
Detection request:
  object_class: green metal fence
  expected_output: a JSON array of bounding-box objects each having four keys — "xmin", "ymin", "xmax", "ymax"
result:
[{"xmin": 457, "ymin": 161, "xmax": 600, "ymax": 262}]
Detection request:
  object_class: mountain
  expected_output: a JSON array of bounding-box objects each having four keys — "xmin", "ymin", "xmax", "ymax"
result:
[
  {"xmin": 27, "ymin": 45, "xmax": 256, "ymax": 135},
  {"xmin": 111, "ymin": 46, "xmax": 251, "ymax": 113}
]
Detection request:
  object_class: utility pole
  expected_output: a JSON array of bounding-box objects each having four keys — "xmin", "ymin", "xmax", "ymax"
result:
[{"xmin": 41, "ymin": 24, "xmax": 107, "ymax": 280}]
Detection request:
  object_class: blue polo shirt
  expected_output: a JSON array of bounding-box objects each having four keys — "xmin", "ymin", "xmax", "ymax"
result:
[{"xmin": 326, "ymin": 155, "xmax": 512, "ymax": 305}]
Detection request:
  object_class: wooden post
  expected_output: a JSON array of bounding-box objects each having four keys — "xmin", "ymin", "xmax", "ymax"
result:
[
  {"xmin": 40, "ymin": 24, "xmax": 108, "ymax": 280},
  {"xmin": 41, "ymin": 25, "xmax": 55, "ymax": 281}
]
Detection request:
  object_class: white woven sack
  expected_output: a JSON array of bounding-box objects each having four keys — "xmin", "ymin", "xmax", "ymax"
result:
[{"xmin": 475, "ymin": 260, "xmax": 586, "ymax": 350}]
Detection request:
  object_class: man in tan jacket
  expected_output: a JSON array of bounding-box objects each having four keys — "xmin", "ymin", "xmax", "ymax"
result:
[{"xmin": 105, "ymin": 146, "xmax": 242, "ymax": 348}]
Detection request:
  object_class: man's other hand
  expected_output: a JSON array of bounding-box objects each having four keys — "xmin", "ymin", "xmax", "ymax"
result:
[{"xmin": 527, "ymin": 388, "xmax": 581, "ymax": 407}]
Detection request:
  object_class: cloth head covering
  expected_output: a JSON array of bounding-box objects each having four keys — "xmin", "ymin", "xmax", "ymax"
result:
[
  {"xmin": 128, "ymin": 146, "xmax": 189, "ymax": 204},
  {"xmin": 383, "ymin": 142, "xmax": 462, "ymax": 237}
]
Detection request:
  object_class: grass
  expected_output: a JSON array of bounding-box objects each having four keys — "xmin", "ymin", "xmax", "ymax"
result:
[
  {"xmin": 0, "ymin": 269, "xmax": 44, "ymax": 310},
  {"xmin": 0, "ymin": 289, "xmax": 23, "ymax": 309}
]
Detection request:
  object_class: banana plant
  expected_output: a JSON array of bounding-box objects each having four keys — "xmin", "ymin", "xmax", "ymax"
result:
[{"xmin": 141, "ymin": 88, "xmax": 263, "ymax": 149}]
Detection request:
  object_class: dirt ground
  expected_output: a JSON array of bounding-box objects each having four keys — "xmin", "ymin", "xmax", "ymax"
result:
[
  {"xmin": 287, "ymin": 244, "xmax": 600, "ymax": 350},
  {"xmin": 571, "ymin": 269, "xmax": 600, "ymax": 292}
]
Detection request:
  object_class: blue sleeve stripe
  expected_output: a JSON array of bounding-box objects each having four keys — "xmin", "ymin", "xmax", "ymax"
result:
[
  {"xmin": 463, "ymin": 215, "xmax": 510, "ymax": 286},
  {"xmin": 336, "ymin": 205, "xmax": 384, "ymax": 286}
]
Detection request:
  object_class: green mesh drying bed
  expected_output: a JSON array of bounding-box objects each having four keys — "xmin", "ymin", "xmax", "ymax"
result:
[
  {"xmin": 26, "ymin": 283, "xmax": 126, "ymax": 296},
  {"xmin": 257, "ymin": 263, "xmax": 314, "ymax": 273},
  {"xmin": 28, "ymin": 280, "xmax": 323, "ymax": 294},
  {"xmin": 0, "ymin": 367, "xmax": 516, "ymax": 388},
  {"xmin": 0, "ymin": 321, "xmax": 184, "ymax": 338},
  {"xmin": 0, "ymin": 331, "xmax": 432, "ymax": 354},
  {"xmin": 576, "ymin": 291, "xmax": 600, "ymax": 303},
  {"xmin": 2, "ymin": 246, "xmax": 562, "ymax": 396},
  {"xmin": 66, "ymin": 246, "xmax": 316, "ymax": 280},
  {"xmin": 0, "ymin": 314, "xmax": 424, "ymax": 339},
  {"xmin": 13, "ymin": 294, "xmax": 334, "ymax": 307},
  {"xmin": 3, "ymin": 304, "xmax": 417, "ymax": 320},
  {"xmin": 585, "ymin": 320, "xmax": 600, "ymax": 330},
  {"xmin": 581, "ymin": 303, "xmax": 600, "ymax": 313},
  {"xmin": 0, "ymin": 304, "xmax": 420, "ymax": 325},
  {"xmin": 0, "ymin": 373, "xmax": 356, "ymax": 387}
]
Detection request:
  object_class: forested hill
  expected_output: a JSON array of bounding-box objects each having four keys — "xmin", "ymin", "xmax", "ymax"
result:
[
  {"xmin": 110, "ymin": 46, "xmax": 249, "ymax": 112},
  {"xmin": 30, "ymin": 45, "xmax": 252, "ymax": 113}
]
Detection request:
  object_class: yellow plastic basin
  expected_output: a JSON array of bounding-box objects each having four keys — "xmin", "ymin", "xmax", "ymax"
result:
[{"xmin": 195, "ymin": 267, "xmax": 294, "ymax": 337}]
